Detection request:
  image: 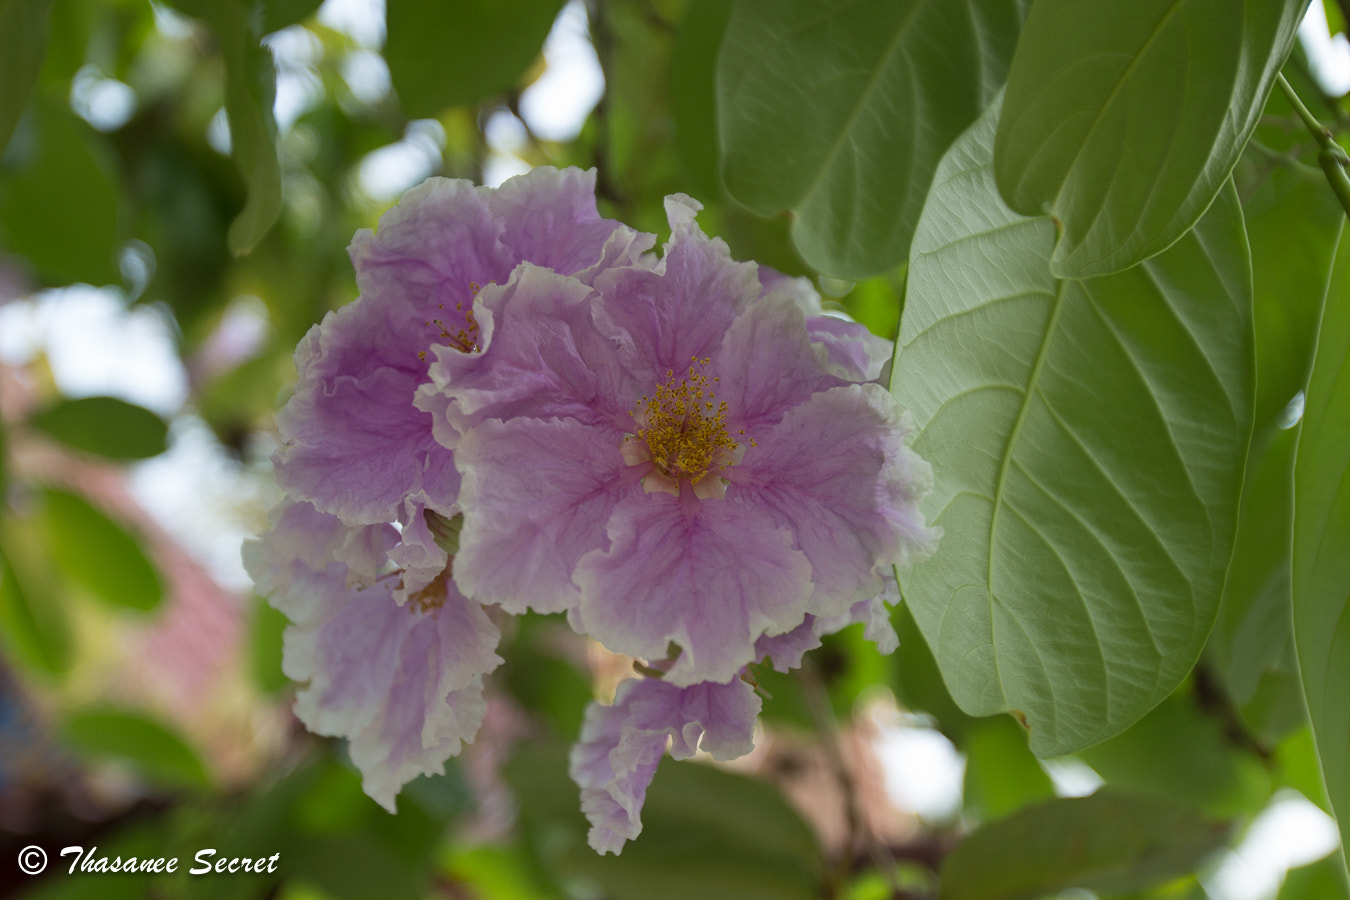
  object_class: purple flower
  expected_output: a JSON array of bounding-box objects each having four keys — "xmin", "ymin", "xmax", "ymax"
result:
[
  {"xmin": 429, "ymin": 195, "xmax": 941, "ymax": 688},
  {"xmin": 243, "ymin": 499, "xmax": 502, "ymax": 810},
  {"xmin": 271, "ymin": 167, "xmax": 650, "ymax": 565},
  {"xmin": 569, "ymin": 675, "xmax": 761, "ymax": 854}
]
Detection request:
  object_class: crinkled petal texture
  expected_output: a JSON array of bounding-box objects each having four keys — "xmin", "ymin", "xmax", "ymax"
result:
[
  {"xmin": 444, "ymin": 195, "xmax": 940, "ymax": 684},
  {"xmin": 273, "ymin": 167, "xmax": 645, "ymax": 528},
  {"xmin": 243, "ymin": 500, "xmax": 502, "ymax": 810},
  {"xmin": 569, "ymin": 676, "xmax": 761, "ymax": 854}
]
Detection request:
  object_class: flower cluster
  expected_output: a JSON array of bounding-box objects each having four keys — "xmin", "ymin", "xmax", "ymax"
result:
[{"xmin": 245, "ymin": 167, "xmax": 940, "ymax": 853}]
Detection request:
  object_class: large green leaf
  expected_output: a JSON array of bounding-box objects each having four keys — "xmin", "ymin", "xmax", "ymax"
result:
[
  {"xmin": 994, "ymin": 0, "xmax": 1305, "ymax": 278},
  {"xmin": 1208, "ymin": 167, "xmax": 1344, "ymax": 743},
  {"xmin": 385, "ymin": 0, "xmax": 564, "ymax": 117},
  {"xmin": 1292, "ymin": 226, "xmax": 1350, "ymax": 881},
  {"xmin": 38, "ymin": 488, "xmax": 164, "ymax": 613},
  {"xmin": 27, "ymin": 395, "xmax": 169, "ymax": 460},
  {"xmin": 0, "ymin": 0, "xmax": 53, "ymax": 154},
  {"xmin": 717, "ymin": 0, "xmax": 1026, "ymax": 280},
  {"xmin": 939, "ymin": 791, "xmax": 1231, "ymax": 900},
  {"xmin": 892, "ymin": 99, "xmax": 1254, "ymax": 756}
]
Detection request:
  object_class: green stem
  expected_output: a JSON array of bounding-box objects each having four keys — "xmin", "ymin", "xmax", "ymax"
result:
[{"xmin": 1277, "ymin": 73, "xmax": 1350, "ymax": 219}]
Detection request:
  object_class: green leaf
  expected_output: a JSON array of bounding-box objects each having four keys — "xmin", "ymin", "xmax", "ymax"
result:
[
  {"xmin": 994, "ymin": 0, "xmax": 1304, "ymax": 278},
  {"xmin": 671, "ymin": 0, "xmax": 733, "ymax": 199},
  {"xmin": 215, "ymin": 1, "xmax": 282, "ymax": 255},
  {"xmin": 261, "ymin": 0, "xmax": 323, "ymax": 34},
  {"xmin": 507, "ymin": 742, "xmax": 825, "ymax": 900},
  {"xmin": 892, "ymin": 99, "xmax": 1254, "ymax": 756},
  {"xmin": 939, "ymin": 790, "xmax": 1232, "ymax": 900},
  {"xmin": 27, "ymin": 395, "xmax": 169, "ymax": 460},
  {"xmin": 0, "ymin": 0, "xmax": 53, "ymax": 154},
  {"xmin": 1279, "ymin": 854, "xmax": 1350, "ymax": 900},
  {"xmin": 1078, "ymin": 690, "xmax": 1271, "ymax": 819},
  {"xmin": 385, "ymin": 0, "xmax": 564, "ymax": 117},
  {"xmin": 962, "ymin": 716, "xmax": 1056, "ymax": 820},
  {"xmin": 166, "ymin": 0, "xmax": 283, "ymax": 255},
  {"xmin": 717, "ymin": 0, "xmax": 1026, "ymax": 279},
  {"xmin": 38, "ymin": 488, "xmax": 163, "ymax": 613},
  {"xmin": 1208, "ymin": 167, "xmax": 1344, "ymax": 744},
  {"xmin": 0, "ymin": 528, "xmax": 72, "ymax": 676},
  {"xmin": 0, "ymin": 104, "xmax": 121, "ymax": 285},
  {"xmin": 61, "ymin": 708, "xmax": 211, "ymax": 790},
  {"xmin": 1292, "ymin": 225, "xmax": 1350, "ymax": 881}
]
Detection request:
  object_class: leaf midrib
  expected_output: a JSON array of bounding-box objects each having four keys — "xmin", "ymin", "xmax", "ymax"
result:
[{"xmin": 987, "ymin": 276, "xmax": 1068, "ymax": 688}]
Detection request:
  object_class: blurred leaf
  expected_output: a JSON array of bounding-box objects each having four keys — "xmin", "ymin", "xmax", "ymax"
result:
[
  {"xmin": 670, "ymin": 0, "xmax": 732, "ymax": 199},
  {"xmin": 1078, "ymin": 691, "xmax": 1271, "ymax": 819},
  {"xmin": 1279, "ymin": 853, "xmax": 1350, "ymax": 900},
  {"xmin": 386, "ymin": 0, "xmax": 564, "ymax": 116},
  {"xmin": 507, "ymin": 742, "xmax": 825, "ymax": 900},
  {"xmin": 442, "ymin": 843, "xmax": 563, "ymax": 900},
  {"xmin": 0, "ymin": 0, "xmax": 53, "ymax": 154},
  {"xmin": 27, "ymin": 395, "xmax": 169, "ymax": 460},
  {"xmin": 1209, "ymin": 166, "xmax": 1344, "ymax": 744},
  {"xmin": 498, "ymin": 613, "xmax": 593, "ymax": 737},
  {"xmin": 14, "ymin": 824, "xmax": 165, "ymax": 900},
  {"xmin": 215, "ymin": 1, "xmax": 282, "ymax": 255},
  {"xmin": 1292, "ymin": 222, "xmax": 1350, "ymax": 880},
  {"xmin": 0, "ymin": 104, "xmax": 121, "ymax": 285},
  {"xmin": 38, "ymin": 488, "xmax": 164, "ymax": 613},
  {"xmin": 262, "ymin": 0, "xmax": 324, "ymax": 34},
  {"xmin": 962, "ymin": 716, "xmax": 1055, "ymax": 820},
  {"xmin": 994, "ymin": 0, "xmax": 1304, "ymax": 278},
  {"xmin": 893, "ymin": 100, "xmax": 1254, "ymax": 756},
  {"xmin": 0, "ymin": 527, "xmax": 72, "ymax": 676},
  {"xmin": 1275, "ymin": 727, "xmax": 1336, "ymax": 813},
  {"xmin": 939, "ymin": 791, "xmax": 1232, "ymax": 900},
  {"xmin": 250, "ymin": 595, "xmax": 289, "ymax": 693},
  {"xmin": 61, "ymin": 708, "xmax": 212, "ymax": 790},
  {"xmin": 167, "ymin": 0, "xmax": 283, "ymax": 254},
  {"xmin": 718, "ymin": 0, "xmax": 1026, "ymax": 279},
  {"xmin": 891, "ymin": 601, "xmax": 978, "ymax": 745}
]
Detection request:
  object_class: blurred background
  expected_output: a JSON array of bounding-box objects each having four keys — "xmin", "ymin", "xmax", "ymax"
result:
[{"xmin": 0, "ymin": 1, "xmax": 1345, "ymax": 898}]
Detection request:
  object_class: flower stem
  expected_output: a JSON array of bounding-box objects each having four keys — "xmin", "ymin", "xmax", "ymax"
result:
[{"xmin": 1277, "ymin": 73, "xmax": 1350, "ymax": 219}]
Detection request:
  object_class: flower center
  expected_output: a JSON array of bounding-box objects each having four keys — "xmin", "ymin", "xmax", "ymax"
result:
[
  {"xmin": 419, "ymin": 282, "xmax": 483, "ymax": 360},
  {"xmin": 624, "ymin": 358, "xmax": 747, "ymax": 498}
]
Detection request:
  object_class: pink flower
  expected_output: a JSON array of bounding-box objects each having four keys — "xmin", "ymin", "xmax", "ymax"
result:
[
  {"xmin": 427, "ymin": 195, "xmax": 940, "ymax": 688},
  {"xmin": 243, "ymin": 500, "xmax": 502, "ymax": 810},
  {"xmin": 272, "ymin": 167, "xmax": 649, "ymax": 583}
]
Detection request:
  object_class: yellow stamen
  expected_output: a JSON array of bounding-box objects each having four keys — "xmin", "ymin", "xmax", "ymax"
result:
[{"xmin": 627, "ymin": 357, "xmax": 742, "ymax": 496}]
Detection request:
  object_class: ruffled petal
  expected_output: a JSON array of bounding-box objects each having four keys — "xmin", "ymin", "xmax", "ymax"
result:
[
  {"xmin": 418, "ymin": 264, "xmax": 641, "ymax": 436},
  {"xmin": 806, "ymin": 315, "xmax": 893, "ymax": 383},
  {"xmin": 733, "ymin": 383, "xmax": 941, "ymax": 617},
  {"xmin": 488, "ymin": 166, "xmax": 654, "ymax": 281},
  {"xmin": 568, "ymin": 676, "xmax": 761, "ymax": 854},
  {"xmin": 713, "ymin": 298, "xmax": 839, "ymax": 434},
  {"xmin": 590, "ymin": 195, "xmax": 761, "ymax": 386},
  {"xmin": 243, "ymin": 500, "xmax": 502, "ymax": 811},
  {"xmin": 573, "ymin": 494, "xmax": 813, "ymax": 686},
  {"xmin": 454, "ymin": 417, "xmax": 641, "ymax": 614}
]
